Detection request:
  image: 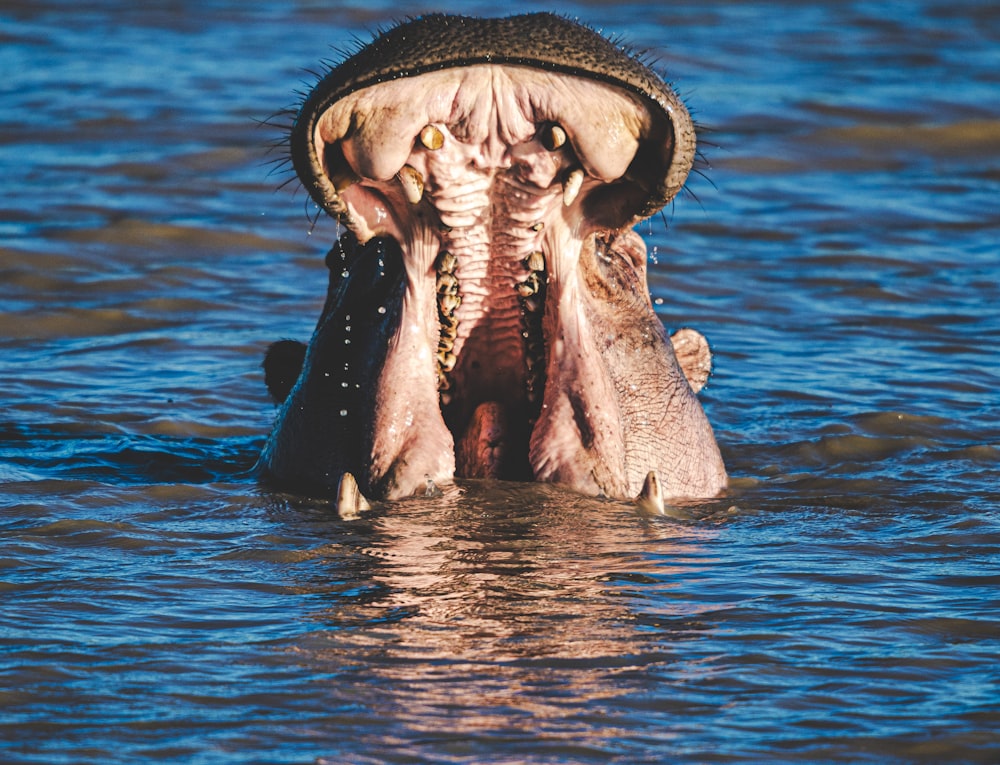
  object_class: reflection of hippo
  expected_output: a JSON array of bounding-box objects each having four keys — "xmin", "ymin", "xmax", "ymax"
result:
[{"xmin": 259, "ymin": 13, "xmax": 727, "ymax": 511}]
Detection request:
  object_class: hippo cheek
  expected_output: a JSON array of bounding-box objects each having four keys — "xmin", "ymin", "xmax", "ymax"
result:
[
  {"xmin": 259, "ymin": 234, "xmax": 442, "ymax": 497},
  {"xmin": 266, "ymin": 13, "xmax": 727, "ymax": 501}
]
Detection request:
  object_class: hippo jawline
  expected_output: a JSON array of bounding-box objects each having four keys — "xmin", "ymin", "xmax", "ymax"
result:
[{"xmin": 260, "ymin": 14, "xmax": 728, "ymax": 504}]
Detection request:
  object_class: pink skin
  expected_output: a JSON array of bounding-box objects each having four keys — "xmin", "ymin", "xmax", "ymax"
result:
[{"xmin": 294, "ymin": 65, "xmax": 726, "ymax": 500}]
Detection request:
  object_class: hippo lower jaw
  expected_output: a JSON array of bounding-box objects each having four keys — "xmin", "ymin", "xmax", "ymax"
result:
[{"xmin": 260, "ymin": 14, "xmax": 728, "ymax": 504}]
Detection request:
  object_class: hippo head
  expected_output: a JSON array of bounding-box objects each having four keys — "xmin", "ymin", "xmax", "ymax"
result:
[{"xmin": 259, "ymin": 13, "xmax": 727, "ymax": 508}]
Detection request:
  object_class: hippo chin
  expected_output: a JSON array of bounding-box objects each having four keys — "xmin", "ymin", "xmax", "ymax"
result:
[{"xmin": 258, "ymin": 13, "xmax": 727, "ymax": 510}]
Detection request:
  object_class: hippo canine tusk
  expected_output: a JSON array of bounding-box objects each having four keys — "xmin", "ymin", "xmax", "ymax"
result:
[
  {"xmin": 636, "ymin": 470, "xmax": 665, "ymax": 514},
  {"xmin": 398, "ymin": 165, "xmax": 425, "ymax": 204},
  {"xmin": 563, "ymin": 168, "xmax": 584, "ymax": 206},
  {"xmin": 419, "ymin": 124, "xmax": 445, "ymax": 151},
  {"xmin": 336, "ymin": 472, "xmax": 371, "ymax": 519},
  {"xmin": 541, "ymin": 123, "xmax": 567, "ymax": 151}
]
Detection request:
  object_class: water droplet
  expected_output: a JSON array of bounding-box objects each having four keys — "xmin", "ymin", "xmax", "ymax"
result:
[
  {"xmin": 377, "ymin": 306, "xmax": 386, "ymax": 314},
  {"xmin": 341, "ymin": 269, "xmax": 349, "ymax": 278},
  {"xmin": 654, "ymin": 297, "xmax": 664, "ymax": 306},
  {"xmin": 339, "ymin": 409, "xmax": 348, "ymax": 417},
  {"xmin": 341, "ymin": 382, "xmax": 349, "ymax": 388},
  {"xmin": 344, "ymin": 338, "xmax": 351, "ymax": 345}
]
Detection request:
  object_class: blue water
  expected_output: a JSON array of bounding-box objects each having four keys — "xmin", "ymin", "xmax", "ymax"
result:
[{"xmin": 2, "ymin": 1, "xmax": 999, "ymax": 763}]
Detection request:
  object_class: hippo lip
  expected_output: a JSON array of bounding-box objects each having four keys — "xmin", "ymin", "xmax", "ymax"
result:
[
  {"xmin": 292, "ymin": 14, "xmax": 695, "ymax": 230},
  {"xmin": 267, "ymin": 14, "xmax": 721, "ymax": 501}
]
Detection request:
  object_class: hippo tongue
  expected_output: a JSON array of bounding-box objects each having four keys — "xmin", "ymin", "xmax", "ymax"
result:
[{"xmin": 455, "ymin": 401, "xmax": 510, "ymax": 479}]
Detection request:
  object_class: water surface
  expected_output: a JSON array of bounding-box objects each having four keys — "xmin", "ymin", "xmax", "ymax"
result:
[{"xmin": 2, "ymin": 1, "xmax": 998, "ymax": 763}]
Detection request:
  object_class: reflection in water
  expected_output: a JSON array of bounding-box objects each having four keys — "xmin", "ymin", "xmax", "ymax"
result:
[{"xmin": 289, "ymin": 484, "xmax": 722, "ymax": 755}]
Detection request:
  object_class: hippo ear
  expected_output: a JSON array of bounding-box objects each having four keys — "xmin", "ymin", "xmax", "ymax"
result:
[
  {"xmin": 669, "ymin": 328, "xmax": 712, "ymax": 394},
  {"xmin": 263, "ymin": 340, "xmax": 307, "ymax": 404}
]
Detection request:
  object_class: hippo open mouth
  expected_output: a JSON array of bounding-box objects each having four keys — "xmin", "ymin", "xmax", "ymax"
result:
[{"xmin": 259, "ymin": 13, "xmax": 727, "ymax": 508}]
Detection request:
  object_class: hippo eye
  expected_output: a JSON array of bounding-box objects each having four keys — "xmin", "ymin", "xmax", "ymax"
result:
[{"xmin": 539, "ymin": 123, "xmax": 567, "ymax": 152}]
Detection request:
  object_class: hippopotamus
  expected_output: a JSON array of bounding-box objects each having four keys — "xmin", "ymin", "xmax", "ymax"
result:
[{"xmin": 258, "ymin": 13, "xmax": 727, "ymax": 513}]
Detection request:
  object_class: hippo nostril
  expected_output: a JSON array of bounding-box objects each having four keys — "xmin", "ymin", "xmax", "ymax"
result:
[
  {"xmin": 419, "ymin": 124, "xmax": 445, "ymax": 151},
  {"xmin": 540, "ymin": 123, "xmax": 567, "ymax": 152}
]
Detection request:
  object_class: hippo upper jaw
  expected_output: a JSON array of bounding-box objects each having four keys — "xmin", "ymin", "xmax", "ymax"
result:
[{"xmin": 261, "ymin": 14, "xmax": 727, "ymax": 503}]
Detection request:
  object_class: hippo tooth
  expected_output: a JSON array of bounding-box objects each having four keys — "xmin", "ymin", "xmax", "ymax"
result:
[
  {"xmin": 439, "ymin": 350, "xmax": 457, "ymax": 373},
  {"xmin": 517, "ymin": 271, "xmax": 541, "ymax": 298},
  {"xmin": 419, "ymin": 124, "xmax": 445, "ymax": 151},
  {"xmin": 437, "ymin": 253, "xmax": 460, "ymax": 382},
  {"xmin": 636, "ymin": 470, "xmax": 665, "ymax": 515},
  {"xmin": 524, "ymin": 250, "xmax": 545, "ymax": 272},
  {"xmin": 398, "ymin": 165, "xmax": 424, "ymax": 204},
  {"xmin": 436, "ymin": 249, "xmax": 457, "ymax": 274},
  {"xmin": 517, "ymin": 251, "xmax": 547, "ymax": 414},
  {"xmin": 336, "ymin": 472, "xmax": 371, "ymax": 519},
  {"xmin": 439, "ymin": 292, "xmax": 461, "ymax": 314},
  {"xmin": 541, "ymin": 123, "xmax": 567, "ymax": 151},
  {"xmin": 563, "ymin": 168, "xmax": 584, "ymax": 207},
  {"xmin": 439, "ymin": 312, "xmax": 459, "ymax": 333},
  {"xmin": 436, "ymin": 271, "xmax": 459, "ymax": 295}
]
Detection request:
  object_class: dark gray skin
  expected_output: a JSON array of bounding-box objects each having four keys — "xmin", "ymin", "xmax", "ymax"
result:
[{"xmin": 259, "ymin": 13, "xmax": 727, "ymax": 506}]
